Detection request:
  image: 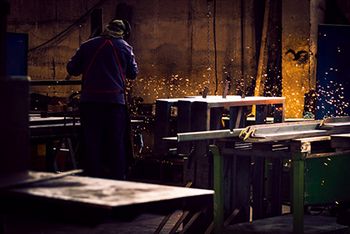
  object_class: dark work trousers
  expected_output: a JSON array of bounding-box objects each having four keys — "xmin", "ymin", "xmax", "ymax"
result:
[{"xmin": 80, "ymin": 102, "xmax": 128, "ymax": 180}]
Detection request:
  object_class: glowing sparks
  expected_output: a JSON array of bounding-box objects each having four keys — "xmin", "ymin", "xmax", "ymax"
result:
[{"xmin": 316, "ymin": 79, "xmax": 349, "ymax": 117}]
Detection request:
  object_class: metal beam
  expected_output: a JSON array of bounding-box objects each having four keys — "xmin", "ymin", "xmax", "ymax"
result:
[
  {"xmin": 240, "ymin": 117, "xmax": 350, "ymax": 142},
  {"xmin": 172, "ymin": 129, "xmax": 243, "ymax": 142},
  {"xmin": 164, "ymin": 117, "xmax": 350, "ymax": 143}
]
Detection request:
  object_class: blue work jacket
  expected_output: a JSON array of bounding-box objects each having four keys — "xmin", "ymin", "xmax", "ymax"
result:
[{"xmin": 67, "ymin": 36, "xmax": 138, "ymax": 104}]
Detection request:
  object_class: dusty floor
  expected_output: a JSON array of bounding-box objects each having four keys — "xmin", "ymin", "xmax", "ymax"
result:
[
  {"xmin": 2, "ymin": 204, "xmax": 349, "ymax": 234},
  {"xmin": 225, "ymin": 214, "xmax": 350, "ymax": 234},
  {"xmin": 2, "ymin": 211, "xmax": 185, "ymax": 234}
]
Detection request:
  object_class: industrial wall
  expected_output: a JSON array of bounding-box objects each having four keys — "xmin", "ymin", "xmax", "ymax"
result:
[
  {"xmin": 7, "ymin": 0, "xmax": 256, "ymax": 99},
  {"xmin": 6, "ymin": 0, "xmax": 350, "ymax": 118}
]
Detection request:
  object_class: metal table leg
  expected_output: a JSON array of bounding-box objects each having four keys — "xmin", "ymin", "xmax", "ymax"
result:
[
  {"xmin": 292, "ymin": 151, "xmax": 305, "ymax": 234},
  {"xmin": 210, "ymin": 145, "xmax": 224, "ymax": 234}
]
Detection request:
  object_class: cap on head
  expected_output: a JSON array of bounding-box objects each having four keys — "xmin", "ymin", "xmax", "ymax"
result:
[{"xmin": 105, "ymin": 19, "xmax": 126, "ymax": 38}]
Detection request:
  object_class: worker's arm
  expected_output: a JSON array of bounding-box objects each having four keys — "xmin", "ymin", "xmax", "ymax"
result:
[
  {"xmin": 126, "ymin": 47, "xmax": 138, "ymax": 80},
  {"xmin": 66, "ymin": 46, "xmax": 83, "ymax": 76}
]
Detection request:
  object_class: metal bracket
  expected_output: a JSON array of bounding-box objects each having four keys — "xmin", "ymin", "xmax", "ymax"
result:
[
  {"xmin": 300, "ymin": 142, "xmax": 311, "ymax": 153},
  {"xmin": 239, "ymin": 126, "xmax": 256, "ymax": 141}
]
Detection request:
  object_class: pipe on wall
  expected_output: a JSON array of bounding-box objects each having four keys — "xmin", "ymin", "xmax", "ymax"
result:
[{"xmin": 0, "ymin": 0, "xmax": 10, "ymax": 78}]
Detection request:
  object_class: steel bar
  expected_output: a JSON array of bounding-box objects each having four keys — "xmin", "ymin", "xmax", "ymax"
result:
[
  {"xmin": 0, "ymin": 0, "xmax": 10, "ymax": 78},
  {"xmin": 250, "ymin": 129, "xmax": 328, "ymax": 142},
  {"xmin": 241, "ymin": 117, "xmax": 350, "ymax": 142},
  {"xmin": 165, "ymin": 117, "xmax": 350, "ymax": 143},
  {"xmin": 322, "ymin": 116, "xmax": 350, "ymax": 124},
  {"xmin": 305, "ymin": 149, "xmax": 350, "ymax": 159},
  {"xmin": 169, "ymin": 211, "xmax": 190, "ymax": 234},
  {"xmin": 179, "ymin": 210, "xmax": 202, "ymax": 234},
  {"xmin": 176, "ymin": 129, "xmax": 243, "ymax": 142}
]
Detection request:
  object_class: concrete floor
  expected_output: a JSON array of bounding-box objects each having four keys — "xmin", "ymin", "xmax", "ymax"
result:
[
  {"xmin": 2, "ymin": 211, "xmax": 185, "ymax": 234},
  {"xmin": 225, "ymin": 214, "xmax": 350, "ymax": 234},
  {"xmin": 3, "ymin": 208, "xmax": 350, "ymax": 234}
]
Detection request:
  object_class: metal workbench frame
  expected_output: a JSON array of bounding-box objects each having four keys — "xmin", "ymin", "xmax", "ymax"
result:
[{"xmin": 210, "ymin": 136, "xmax": 350, "ymax": 234}]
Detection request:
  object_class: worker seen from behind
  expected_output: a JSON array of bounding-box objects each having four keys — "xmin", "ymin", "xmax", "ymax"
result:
[{"xmin": 66, "ymin": 19, "xmax": 138, "ymax": 179}]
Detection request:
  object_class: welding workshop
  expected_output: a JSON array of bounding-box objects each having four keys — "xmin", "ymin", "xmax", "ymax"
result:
[{"xmin": 2, "ymin": 0, "xmax": 350, "ymax": 233}]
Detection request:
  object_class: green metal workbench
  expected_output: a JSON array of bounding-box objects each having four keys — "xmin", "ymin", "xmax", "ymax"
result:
[{"xmin": 211, "ymin": 134, "xmax": 350, "ymax": 234}]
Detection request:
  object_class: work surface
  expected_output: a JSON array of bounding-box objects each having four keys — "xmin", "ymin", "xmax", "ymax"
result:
[
  {"xmin": 157, "ymin": 95, "xmax": 285, "ymax": 107},
  {"xmin": 29, "ymin": 115, "xmax": 80, "ymax": 139},
  {"xmin": 1, "ymin": 172, "xmax": 213, "ymax": 219},
  {"xmin": 10, "ymin": 175, "xmax": 213, "ymax": 209}
]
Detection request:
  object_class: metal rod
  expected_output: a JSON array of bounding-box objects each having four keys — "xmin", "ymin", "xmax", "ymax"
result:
[
  {"xmin": 254, "ymin": 0, "xmax": 270, "ymax": 96},
  {"xmin": 0, "ymin": 0, "xmax": 10, "ymax": 78},
  {"xmin": 177, "ymin": 129, "xmax": 243, "ymax": 142},
  {"xmin": 241, "ymin": 117, "xmax": 350, "ymax": 142},
  {"xmin": 240, "ymin": 0, "xmax": 245, "ymax": 98},
  {"xmin": 306, "ymin": 149, "xmax": 350, "ymax": 159},
  {"xmin": 167, "ymin": 117, "xmax": 350, "ymax": 143}
]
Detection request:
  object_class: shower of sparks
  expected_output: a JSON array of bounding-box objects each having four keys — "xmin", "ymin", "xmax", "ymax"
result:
[
  {"xmin": 131, "ymin": 72, "xmax": 215, "ymax": 103},
  {"xmin": 316, "ymin": 78, "xmax": 349, "ymax": 117},
  {"xmin": 126, "ymin": 71, "xmax": 220, "ymax": 119}
]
